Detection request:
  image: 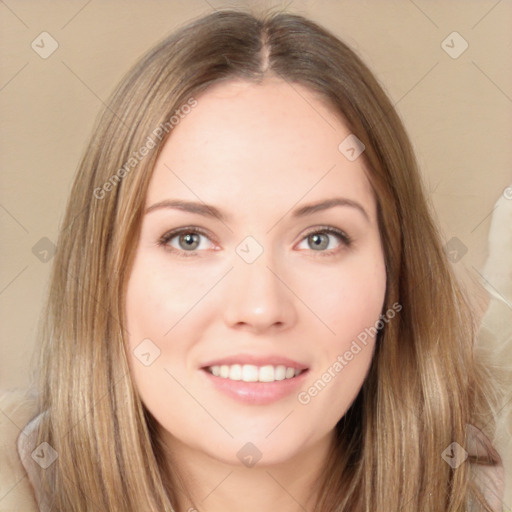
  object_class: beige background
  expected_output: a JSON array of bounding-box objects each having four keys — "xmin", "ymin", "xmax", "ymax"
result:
[{"xmin": 1, "ymin": 0, "xmax": 511, "ymax": 391}]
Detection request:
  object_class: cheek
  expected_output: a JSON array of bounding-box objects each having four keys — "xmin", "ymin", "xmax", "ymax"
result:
[
  {"xmin": 300, "ymin": 250, "xmax": 387, "ymax": 341},
  {"xmin": 125, "ymin": 253, "xmax": 215, "ymax": 344},
  {"xmin": 295, "ymin": 251, "xmax": 386, "ymax": 418},
  {"xmin": 297, "ymin": 341, "xmax": 374, "ymax": 431},
  {"xmin": 124, "ymin": 256, "xmax": 195, "ymax": 392},
  {"xmin": 124, "ymin": 251, "xmax": 230, "ymax": 403},
  {"xmin": 124, "ymin": 256, "xmax": 200, "ymax": 428}
]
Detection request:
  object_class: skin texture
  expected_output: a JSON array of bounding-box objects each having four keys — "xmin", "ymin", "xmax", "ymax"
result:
[{"xmin": 125, "ymin": 77, "xmax": 387, "ymax": 512}]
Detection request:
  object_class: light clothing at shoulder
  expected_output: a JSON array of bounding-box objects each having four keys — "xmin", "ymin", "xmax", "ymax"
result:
[{"xmin": 0, "ymin": 389, "xmax": 39, "ymax": 512}]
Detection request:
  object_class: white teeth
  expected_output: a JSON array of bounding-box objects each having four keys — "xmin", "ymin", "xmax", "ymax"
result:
[
  {"xmin": 274, "ymin": 365, "xmax": 286, "ymax": 381},
  {"xmin": 207, "ymin": 364, "xmax": 303, "ymax": 383},
  {"xmin": 229, "ymin": 364, "xmax": 242, "ymax": 381},
  {"xmin": 242, "ymin": 364, "xmax": 259, "ymax": 382},
  {"xmin": 259, "ymin": 365, "xmax": 274, "ymax": 382}
]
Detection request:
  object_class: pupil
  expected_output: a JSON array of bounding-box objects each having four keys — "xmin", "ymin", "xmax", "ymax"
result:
[
  {"xmin": 310, "ymin": 233, "xmax": 328, "ymax": 250},
  {"xmin": 181, "ymin": 233, "xmax": 199, "ymax": 249}
]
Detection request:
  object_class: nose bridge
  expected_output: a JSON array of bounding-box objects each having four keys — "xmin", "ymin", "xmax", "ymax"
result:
[{"xmin": 223, "ymin": 243, "xmax": 296, "ymax": 331}]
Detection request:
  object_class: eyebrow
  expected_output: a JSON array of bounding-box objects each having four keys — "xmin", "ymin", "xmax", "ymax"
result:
[{"xmin": 145, "ymin": 197, "xmax": 369, "ymax": 222}]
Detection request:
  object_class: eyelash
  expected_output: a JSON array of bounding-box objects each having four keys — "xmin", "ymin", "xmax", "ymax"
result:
[{"xmin": 157, "ymin": 226, "xmax": 352, "ymax": 258}]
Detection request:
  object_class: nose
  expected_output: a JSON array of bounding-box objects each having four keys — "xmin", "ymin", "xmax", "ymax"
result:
[{"xmin": 223, "ymin": 251, "xmax": 297, "ymax": 334}]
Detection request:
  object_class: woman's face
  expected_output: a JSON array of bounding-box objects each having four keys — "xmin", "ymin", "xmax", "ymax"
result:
[{"xmin": 125, "ymin": 78, "xmax": 387, "ymax": 467}]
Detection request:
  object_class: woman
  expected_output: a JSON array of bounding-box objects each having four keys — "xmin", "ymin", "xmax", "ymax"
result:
[{"xmin": 3, "ymin": 8, "xmax": 506, "ymax": 511}]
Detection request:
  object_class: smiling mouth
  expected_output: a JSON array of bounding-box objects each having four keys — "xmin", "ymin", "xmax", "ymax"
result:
[{"xmin": 203, "ymin": 364, "xmax": 307, "ymax": 383}]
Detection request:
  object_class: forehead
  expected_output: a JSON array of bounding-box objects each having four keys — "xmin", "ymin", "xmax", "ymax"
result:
[{"xmin": 146, "ymin": 78, "xmax": 376, "ymax": 221}]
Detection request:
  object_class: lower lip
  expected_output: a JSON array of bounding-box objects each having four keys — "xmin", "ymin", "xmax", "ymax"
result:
[{"xmin": 200, "ymin": 368, "xmax": 309, "ymax": 405}]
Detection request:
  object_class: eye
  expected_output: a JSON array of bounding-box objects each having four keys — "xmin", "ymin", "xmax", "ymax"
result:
[
  {"xmin": 158, "ymin": 225, "xmax": 352, "ymax": 258},
  {"xmin": 296, "ymin": 226, "xmax": 352, "ymax": 255},
  {"xmin": 158, "ymin": 227, "xmax": 216, "ymax": 257}
]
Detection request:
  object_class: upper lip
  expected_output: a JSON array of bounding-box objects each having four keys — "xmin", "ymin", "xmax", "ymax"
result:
[{"xmin": 201, "ymin": 354, "xmax": 309, "ymax": 370}]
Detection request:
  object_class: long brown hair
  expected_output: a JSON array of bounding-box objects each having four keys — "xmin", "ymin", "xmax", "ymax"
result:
[{"xmin": 31, "ymin": 8, "xmax": 500, "ymax": 511}]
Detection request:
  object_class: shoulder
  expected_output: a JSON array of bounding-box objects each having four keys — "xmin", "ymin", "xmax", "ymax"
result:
[
  {"xmin": 0, "ymin": 389, "xmax": 39, "ymax": 512},
  {"xmin": 467, "ymin": 424, "xmax": 507, "ymax": 512}
]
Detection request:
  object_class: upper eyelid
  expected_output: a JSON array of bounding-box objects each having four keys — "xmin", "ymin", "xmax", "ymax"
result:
[{"xmin": 159, "ymin": 227, "xmax": 216, "ymax": 246}]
